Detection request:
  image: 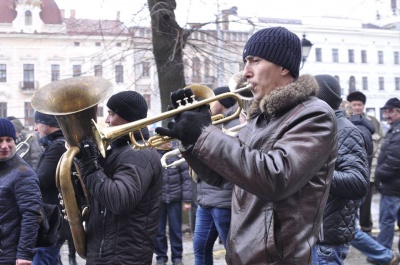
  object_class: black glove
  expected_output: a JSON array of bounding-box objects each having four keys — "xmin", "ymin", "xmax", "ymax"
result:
[
  {"xmin": 75, "ymin": 139, "xmax": 102, "ymax": 181},
  {"xmin": 170, "ymin": 88, "xmax": 195, "ymax": 109},
  {"xmin": 155, "ymin": 104, "xmax": 211, "ymax": 146}
]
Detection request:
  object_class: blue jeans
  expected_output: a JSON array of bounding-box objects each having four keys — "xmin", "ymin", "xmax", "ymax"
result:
[
  {"xmin": 32, "ymin": 246, "xmax": 60, "ymax": 265},
  {"xmin": 154, "ymin": 201, "xmax": 183, "ymax": 263},
  {"xmin": 351, "ymin": 225, "xmax": 393, "ymax": 264},
  {"xmin": 377, "ymin": 194, "xmax": 400, "ymax": 249},
  {"xmin": 312, "ymin": 243, "xmax": 350, "ymax": 264},
  {"xmin": 193, "ymin": 205, "xmax": 231, "ymax": 265}
]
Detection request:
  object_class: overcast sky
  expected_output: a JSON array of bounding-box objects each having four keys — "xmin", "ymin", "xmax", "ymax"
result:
[{"xmin": 55, "ymin": 0, "xmax": 394, "ymax": 26}]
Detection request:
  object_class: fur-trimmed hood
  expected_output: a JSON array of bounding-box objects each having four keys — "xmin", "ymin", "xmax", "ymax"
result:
[{"xmin": 248, "ymin": 74, "xmax": 319, "ymax": 118}]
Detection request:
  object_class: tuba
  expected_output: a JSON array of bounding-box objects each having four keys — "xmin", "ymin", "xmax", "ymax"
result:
[{"xmin": 31, "ymin": 76, "xmax": 114, "ymax": 258}]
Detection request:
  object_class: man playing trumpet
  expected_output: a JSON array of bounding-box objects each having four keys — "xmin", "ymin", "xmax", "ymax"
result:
[{"xmin": 156, "ymin": 27, "xmax": 338, "ymax": 264}]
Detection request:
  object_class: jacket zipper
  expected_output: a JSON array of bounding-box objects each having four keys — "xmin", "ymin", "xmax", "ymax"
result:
[{"xmin": 98, "ymin": 207, "xmax": 107, "ymax": 257}]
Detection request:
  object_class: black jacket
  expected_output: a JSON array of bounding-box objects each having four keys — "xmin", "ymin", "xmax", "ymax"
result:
[
  {"xmin": 350, "ymin": 114, "xmax": 375, "ymax": 168},
  {"xmin": 0, "ymin": 155, "xmax": 42, "ymax": 263},
  {"xmin": 375, "ymin": 119, "xmax": 400, "ymax": 196},
  {"xmin": 84, "ymin": 136, "xmax": 163, "ymax": 265},
  {"xmin": 318, "ymin": 110, "xmax": 369, "ymax": 245}
]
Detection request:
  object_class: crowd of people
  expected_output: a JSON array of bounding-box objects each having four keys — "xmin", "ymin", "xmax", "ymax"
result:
[{"xmin": 1, "ymin": 25, "xmax": 400, "ymax": 265}]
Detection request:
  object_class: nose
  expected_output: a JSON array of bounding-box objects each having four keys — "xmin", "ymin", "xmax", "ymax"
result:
[{"xmin": 242, "ymin": 63, "xmax": 253, "ymax": 80}]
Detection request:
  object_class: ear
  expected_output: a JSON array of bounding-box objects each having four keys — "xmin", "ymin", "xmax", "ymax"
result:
[{"xmin": 281, "ymin": 68, "xmax": 291, "ymax": 76}]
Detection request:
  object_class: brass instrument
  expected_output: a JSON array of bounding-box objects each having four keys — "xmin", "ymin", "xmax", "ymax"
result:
[
  {"xmin": 31, "ymin": 76, "xmax": 114, "ymax": 259},
  {"xmin": 16, "ymin": 134, "xmax": 33, "ymax": 158}
]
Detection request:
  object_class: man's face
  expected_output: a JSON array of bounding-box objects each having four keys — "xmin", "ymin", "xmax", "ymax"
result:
[
  {"xmin": 350, "ymin": 100, "xmax": 365, "ymax": 115},
  {"xmin": 0, "ymin": 136, "xmax": 16, "ymax": 161},
  {"xmin": 34, "ymin": 122, "xmax": 51, "ymax": 138},
  {"xmin": 210, "ymin": 101, "xmax": 225, "ymax": 116},
  {"xmin": 105, "ymin": 109, "xmax": 128, "ymax": 127},
  {"xmin": 382, "ymin": 108, "xmax": 400, "ymax": 125},
  {"xmin": 243, "ymin": 56, "xmax": 290, "ymax": 101}
]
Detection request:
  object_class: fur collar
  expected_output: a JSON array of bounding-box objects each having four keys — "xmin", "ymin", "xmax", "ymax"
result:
[{"xmin": 247, "ymin": 74, "xmax": 319, "ymax": 118}]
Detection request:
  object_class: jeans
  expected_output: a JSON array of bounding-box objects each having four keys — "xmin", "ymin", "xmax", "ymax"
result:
[
  {"xmin": 32, "ymin": 245, "xmax": 60, "ymax": 265},
  {"xmin": 312, "ymin": 243, "xmax": 350, "ymax": 264},
  {"xmin": 351, "ymin": 225, "xmax": 393, "ymax": 264},
  {"xmin": 154, "ymin": 201, "xmax": 183, "ymax": 263},
  {"xmin": 377, "ymin": 194, "xmax": 400, "ymax": 249},
  {"xmin": 193, "ymin": 205, "xmax": 231, "ymax": 265}
]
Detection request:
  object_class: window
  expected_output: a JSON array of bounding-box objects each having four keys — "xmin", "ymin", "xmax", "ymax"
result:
[
  {"xmin": 349, "ymin": 76, "xmax": 356, "ymax": 93},
  {"xmin": 379, "ymin": 77, "xmax": 384, "ymax": 90},
  {"xmin": 97, "ymin": 103, "xmax": 104, "ymax": 117},
  {"xmin": 378, "ymin": 51, "xmax": 384, "ymax": 64},
  {"xmin": 361, "ymin": 50, "xmax": 367, "ymax": 63},
  {"xmin": 395, "ymin": 77, "xmax": 400, "ymax": 91},
  {"xmin": 143, "ymin": 94, "xmax": 151, "ymax": 109},
  {"xmin": 142, "ymin": 62, "xmax": 150, "ymax": 77},
  {"xmin": 51, "ymin": 64, "xmax": 60, "ymax": 82},
  {"xmin": 115, "ymin": 65, "xmax": 124, "ymax": 83},
  {"xmin": 192, "ymin": 57, "xmax": 201, "ymax": 83},
  {"xmin": 394, "ymin": 52, "xmax": 399, "ymax": 65},
  {"xmin": 25, "ymin": 10, "xmax": 32, "ymax": 26},
  {"xmin": 362, "ymin": 77, "xmax": 368, "ymax": 90},
  {"xmin": 116, "ymin": 43, "xmax": 121, "ymax": 47},
  {"xmin": 94, "ymin": 65, "xmax": 102, "ymax": 77},
  {"xmin": 315, "ymin": 48, "xmax": 322, "ymax": 62},
  {"xmin": 95, "ymin": 42, "xmax": 101, "ymax": 47},
  {"xmin": 332, "ymin": 49, "xmax": 339, "ymax": 63},
  {"xmin": 24, "ymin": 102, "xmax": 35, "ymax": 127},
  {"xmin": 72, "ymin": 65, "xmax": 81, "ymax": 77},
  {"xmin": 23, "ymin": 64, "xmax": 35, "ymax": 89},
  {"xmin": 0, "ymin": 102, "xmax": 7, "ymax": 118},
  {"xmin": 348, "ymin": 49, "xmax": 355, "ymax": 63},
  {"xmin": 74, "ymin": 42, "xmax": 80, "ymax": 47},
  {"xmin": 0, "ymin": 64, "xmax": 6, "ymax": 82}
]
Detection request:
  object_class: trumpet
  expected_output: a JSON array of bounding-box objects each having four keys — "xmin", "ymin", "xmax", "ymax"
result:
[
  {"xmin": 16, "ymin": 134, "xmax": 33, "ymax": 158},
  {"xmin": 160, "ymin": 149, "xmax": 182, "ymax": 168}
]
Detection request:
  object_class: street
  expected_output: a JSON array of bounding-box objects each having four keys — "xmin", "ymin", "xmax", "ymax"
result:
[{"xmin": 60, "ymin": 193, "xmax": 398, "ymax": 265}]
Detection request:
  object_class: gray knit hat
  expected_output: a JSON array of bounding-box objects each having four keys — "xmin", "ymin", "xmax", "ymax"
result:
[
  {"xmin": 107, "ymin": 91, "xmax": 148, "ymax": 122},
  {"xmin": 315, "ymin": 75, "xmax": 342, "ymax": 110},
  {"xmin": 242, "ymin": 27, "xmax": 301, "ymax": 78},
  {"xmin": 0, "ymin": 118, "xmax": 16, "ymax": 140}
]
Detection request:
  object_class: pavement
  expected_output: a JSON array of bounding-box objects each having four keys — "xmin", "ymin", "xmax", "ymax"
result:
[{"xmin": 60, "ymin": 192, "xmax": 399, "ymax": 265}]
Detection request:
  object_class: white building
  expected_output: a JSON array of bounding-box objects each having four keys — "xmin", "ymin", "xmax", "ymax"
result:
[{"xmin": 0, "ymin": 0, "xmax": 399, "ymax": 129}]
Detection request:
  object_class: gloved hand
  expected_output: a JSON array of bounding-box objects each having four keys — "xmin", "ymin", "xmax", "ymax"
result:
[
  {"xmin": 170, "ymin": 88, "xmax": 195, "ymax": 109},
  {"xmin": 75, "ymin": 139, "xmax": 102, "ymax": 182},
  {"xmin": 155, "ymin": 104, "xmax": 211, "ymax": 146}
]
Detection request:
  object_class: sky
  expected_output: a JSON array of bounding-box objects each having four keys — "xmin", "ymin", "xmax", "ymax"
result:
[{"xmin": 54, "ymin": 0, "xmax": 395, "ymax": 27}]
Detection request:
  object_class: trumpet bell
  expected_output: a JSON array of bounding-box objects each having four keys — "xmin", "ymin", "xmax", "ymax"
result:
[{"xmin": 229, "ymin": 71, "xmax": 253, "ymax": 100}]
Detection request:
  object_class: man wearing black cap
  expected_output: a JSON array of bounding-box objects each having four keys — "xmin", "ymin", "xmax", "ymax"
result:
[
  {"xmin": 313, "ymin": 75, "xmax": 370, "ymax": 263},
  {"xmin": 0, "ymin": 118, "xmax": 42, "ymax": 264},
  {"xmin": 374, "ymin": 98, "xmax": 400, "ymax": 254},
  {"xmin": 347, "ymin": 91, "xmax": 385, "ymax": 234},
  {"xmin": 156, "ymin": 27, "xmax": 337, "ymax": 264},
  {"xmin": 32, "ymin": 111, "xmax": 71, "ymax": 265},
  {"xmin": 74, "ymin": 91, "xmax": 163, "ymax": 265}
]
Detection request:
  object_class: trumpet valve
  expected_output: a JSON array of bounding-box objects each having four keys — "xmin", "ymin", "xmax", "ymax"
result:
[{"xmin": 176, "ymin": 99, "xmax": 182, "ymax": 108}]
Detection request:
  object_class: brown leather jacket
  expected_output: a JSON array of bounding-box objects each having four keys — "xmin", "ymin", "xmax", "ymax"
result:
[{"xmin": 182, "ymin": 75, "xmax": 338, "ymax": 264}]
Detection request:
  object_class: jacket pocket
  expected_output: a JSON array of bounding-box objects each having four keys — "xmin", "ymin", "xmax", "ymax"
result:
[{"xmin": 265, "ymin": 209, "xmax": 283, "ymax": 262}]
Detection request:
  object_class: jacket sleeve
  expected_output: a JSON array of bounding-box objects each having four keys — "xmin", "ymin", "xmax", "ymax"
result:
[
  {"xmin": 15, "ymin": 171, "xmax": 42, "ymax": 261},
  {"xmin": 85, "ymin": 149, "xmax": 161, "ymax": 215},
  {"xmin": 187, "ymin": 104, "xmax": 337, "ymax": 201},
  {"xmin": 329, "ymin": 125, "xmax": 369, "ymax": 200},
  {"xmin": 375, "ymin": 129, "xmax": 400, "ymax": 182}
]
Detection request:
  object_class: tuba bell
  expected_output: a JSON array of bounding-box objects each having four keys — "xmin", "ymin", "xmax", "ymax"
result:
[{"xmin": 31, "ymin": 76, "xmax": 114, "ymax": 259}]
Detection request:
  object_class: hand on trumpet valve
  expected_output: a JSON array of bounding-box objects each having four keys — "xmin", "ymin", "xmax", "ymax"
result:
[
  {"xmin": 171, "ymin": 89, "xmax": 196, "ymax": 109},
  {"xmin": 155, "ymin": 103, "xmax": 211, "ymax": 146},
  {"xmin": 75, "ymin": 139, "xmax": 102, "ymax": 182}
]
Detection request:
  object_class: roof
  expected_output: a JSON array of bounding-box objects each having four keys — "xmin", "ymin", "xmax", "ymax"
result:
[
  {"xmin": 0, "ymin": 0, "xmax": 17, "ymax": 23},
  {"xmin": 65, "ymin": 18, "xmax": 129, "ymax": 36}
]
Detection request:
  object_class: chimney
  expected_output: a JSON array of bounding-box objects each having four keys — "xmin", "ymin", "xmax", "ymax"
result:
[
  {"xmin": 116, "ymin": 11, "xmax": 120, "ymax": 21},
  {"xmin": 391, "ymin": 0, "xmax": 397, "ymax": 15},
  {"xmin": 70, "ymin": 9, "xmax": 75, "ymax": 19},
  {"xmin": 60, "ymin": 9, "xmax": 65, "ymax": 18}
]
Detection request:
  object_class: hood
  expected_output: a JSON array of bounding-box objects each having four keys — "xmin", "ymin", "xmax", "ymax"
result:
[
  {"xmin": 248, "ymin": 74, "xmax": 319, "ymax": 118},
  {"xmin": 350, "ymin": 114, "xmax": 376, "ymax": 135}
]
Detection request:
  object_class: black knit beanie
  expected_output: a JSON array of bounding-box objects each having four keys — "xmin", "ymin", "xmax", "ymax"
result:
[
  {"xmin": 347, "ymin": 91, "xmax": 366, "ymax": 104},
  {"xmin": 214, "ymin": 86, "xmax": 236, "ymax": 109},
  {"xmin": 0, "ymin": 118, "xmax": 16, "ymax": 140},
  {"xmin": 34, "ymin": 111, "xmax": 60, "ymax": 127},
  {"xmin": 315, "ymin": 75, "xmax": 342, "ymax": 110},
  {"xmin": 107, "ymin": 91, "xmax": 148, "ymax": 122},
  {"xmin": 242, "ymin": 27, "xmax": 301, "ymax": 78}
]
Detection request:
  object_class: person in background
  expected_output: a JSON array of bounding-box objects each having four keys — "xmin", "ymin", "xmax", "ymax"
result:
[
  {"xmin": 192, "ymin": 86, "xmax": 238, "ymax": 265},
  {"xmin": 155, "ymin": 26, "xmax": 338, "ymax": 264},
  {"xmin": 347, "ymin": 91, "xmax": 385, "ymax": 234},
  {"xmin": 6, "ymin": 116, "xmax": 41, "ymax": 170},
  {"xmin": 374, "ymin": 98, "xmax": 400, "ymax": 253},
  {"xmin": 0, "ymin": 118, "xmax": 42, "ymax": 265},
  {"xmin": 74, "ymin": 91, "xmax": 163, "ymax": 265},
  {"xmin": 312, "ymin": 75, "xmax": 369, "ymax": 264},
  {"xmin": 155, "ymin": 141, "xmax": 192, "ymax": 265},
  {"xmin": 32, "ymin": 111, "xmax": 69, "ymax": 265}
]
